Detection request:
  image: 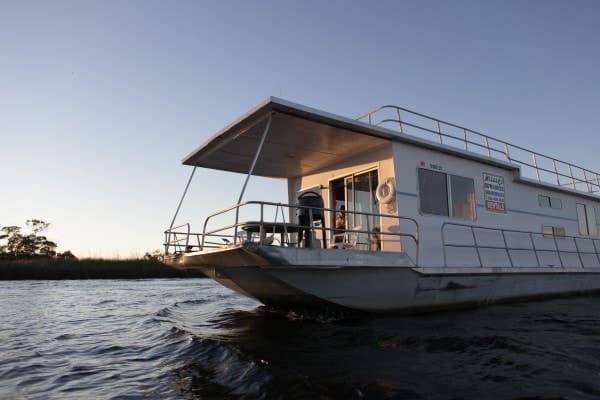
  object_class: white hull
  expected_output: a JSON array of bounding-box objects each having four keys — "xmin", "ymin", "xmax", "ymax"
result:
[{"xmin": 174, "ymin": 244, "xmax": 600, "ymax": 313}]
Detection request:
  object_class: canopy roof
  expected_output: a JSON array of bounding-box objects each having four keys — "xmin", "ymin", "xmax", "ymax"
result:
[{"xmin": 183, "ymin": 97, "xmax": 396, "ymax": 179}]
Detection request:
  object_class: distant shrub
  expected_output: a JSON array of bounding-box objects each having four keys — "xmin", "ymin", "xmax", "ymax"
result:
[{"xmin": 0, "ymin": 257, "xmax": 205, "ymax": 280}]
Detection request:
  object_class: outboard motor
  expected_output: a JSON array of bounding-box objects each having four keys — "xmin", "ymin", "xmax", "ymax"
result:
[{"xmin": 296, "ymin": 191, "xmax": 326, "ymax": 248}]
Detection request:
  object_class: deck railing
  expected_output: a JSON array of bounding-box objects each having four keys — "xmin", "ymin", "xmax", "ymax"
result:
[
  {"xmin": 357, "ymin": 105, "xmax": 600, "ymax": 195},
  {"xmin": 164, "ymin": 201, "xmax": 420, "ymax": 265},
  {"xmin": 442, "ymin": 222, "xmax": 600, "ymax": 268}
]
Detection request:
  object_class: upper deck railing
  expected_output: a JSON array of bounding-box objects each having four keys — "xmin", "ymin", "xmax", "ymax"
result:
[{"xmin": 357, "ymin": 105, "xmax": 600, "ymax": 195}]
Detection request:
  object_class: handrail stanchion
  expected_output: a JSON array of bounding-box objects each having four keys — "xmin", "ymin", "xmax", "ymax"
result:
[
  {"xmin": 592, "ymin": 239, "xmax": 600, "ymax": 266},
  {"xmin": 441, "ymin": 223, "xmax": 448, "ymax": 267},
  {"xmin": 532, "ymin": 154, "xmax": 541, "ymax": 182},
  {"xmin": 553, "ymin": 234, "xmax": 564, "ymax": 268},
  {"xmin": 259, "ymin": 203, "xmax": 264, "ymax": 246},
  {"xmin": 396, "ymin": 109, "xmax": 403, "ymax": 134},
  {"xmin": 470, "ymin": 226, "xmax": 483, "ymax": 267},
  {"xmin": 501, "ymin": 230, "xmax": 514, "ymax": 267},
  {"xmin": 415, "ymin": 219, "xmax": 420, "ymax": 266},
  {"xmin": 583, "ymin": 170, "xmax": 590, "ymax": 193},
  {"xmin": 185, "ymin": 223, "xmax": 190, "ymax": 251},
  {"xmin": 552, "ymin": 159, "xmax": 560, "ymax": 186},
  {"xmin": 485, "ymin": 136, "xmax": 491, "ymax": 158},
  {"xmin": 463, "ymin": 128, "xmax": 468, "ymax": 151},
  {"xmin": 573, "ymin": 237, "xmax": 584, "ymax": 268},
  {"xmin": 568, "ymin": 164, "xmax": 576, "ymax": 190},
  {"xmin": 366, "ymin": 213, "xmax": 371, "ymax": 251},
  {"xmin": 529, "ymin": 232, "xmax": 541, "ymax": 267},
  {"xmin": 308, "ymin": 208, "xmax": 314, "ymax": 248}
]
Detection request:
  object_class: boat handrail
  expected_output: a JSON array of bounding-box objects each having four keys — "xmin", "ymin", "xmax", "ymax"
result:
[
  {"xmin": 441, "ymin": 221, "xmax": 600, "ymax": 268},
  {"xmin": 165, "ymin": 201, "xmax": 420, "ymax": 264},
  {"xmin": 163, "ymin": 222, "xmax": 190, "ymax": 255},
  {"xmin": 357, "ymin": 105, "xmax": 600, "ymax": 195}
]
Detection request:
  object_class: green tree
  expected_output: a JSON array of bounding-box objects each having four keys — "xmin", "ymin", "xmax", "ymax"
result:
[
  {"xmin": 1, "ymin": 226, "xmax": 23, "ymax": 256},
  {"xmin": 0, "ymin": 220, "xmax": 58, "ymax": 257}
]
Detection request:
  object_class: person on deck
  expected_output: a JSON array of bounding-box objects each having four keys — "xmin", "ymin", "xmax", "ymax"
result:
[{"xmin": 334, "ymin": 205, "xmax": 346, "ymax": 243}]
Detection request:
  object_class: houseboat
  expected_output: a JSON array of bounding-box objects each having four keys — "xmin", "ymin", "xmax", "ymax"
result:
[{"xmin": 163, "ymin": 97, "xmax": 600, "ymax": 313}]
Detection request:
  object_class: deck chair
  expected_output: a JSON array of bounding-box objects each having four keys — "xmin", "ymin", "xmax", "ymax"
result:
[{"xmin": 330, "ymin": 226, "xmax": 361, "ymax": 249}]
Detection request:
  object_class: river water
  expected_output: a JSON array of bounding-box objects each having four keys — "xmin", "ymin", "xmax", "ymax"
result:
[{"xmin": 1, "ymin": 279, "xmax": 600, "ymax": 399}]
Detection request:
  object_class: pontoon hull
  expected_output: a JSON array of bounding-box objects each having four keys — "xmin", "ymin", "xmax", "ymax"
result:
[{"xmin": 173, "ymin": 245, "xmax": 600, "ymax": 313}]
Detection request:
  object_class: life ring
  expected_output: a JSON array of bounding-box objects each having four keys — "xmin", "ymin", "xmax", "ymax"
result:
[{"xmin": 376, "ymin": 178, "xmax": 396, "ymax": 204}]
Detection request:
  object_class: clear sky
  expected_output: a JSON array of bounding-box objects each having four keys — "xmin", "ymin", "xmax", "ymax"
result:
[{"xmin": 2, "ymin": 0, "xmax": 599, "ymax": 258}]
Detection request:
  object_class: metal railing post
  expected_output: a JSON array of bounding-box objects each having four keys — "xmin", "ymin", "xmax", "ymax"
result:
[
  {"xmin": 366, "ymin": 214, "xmax": 371, "ymax": 251},
  {"xmin": 471, "ymin": 226, "xmax": 483, "ymax": 267},
  {"xmin": 583, "ymin": 170, "xmax": 590, "ymax": 193},
  {"xmin": 568, "ymin": 164, "xmax": 576, "ymax": 190},
  {"xmin": 573, "ymin": 237, "xmax": 584, "ymax": 268},
  {"xmin": 441, "ymin": 223, "xmax": 448, "ymax": 267},
  {"xmin": 552, "ymin": 159, "xmax": 560, "ymax": 186},
  {"xmin": 308, "ymin": 208, "xmax": 314, "ymax": 248},
  {"xmin": 259, "ymin": 203, "xmax": 264, "ymax": 246},
  {"xmin": 532, "ymin": 154, "xmax": 541, "ymax": 182},
  {"xmin": 184, "ymin": 223, "xmax": 190, "ymax": 251},
  {"xmin": 529, "ymin": 233, "xmax": 541, "ymax": 267},
  {"xmin": 501, "ymin": 230, "xmax": 514, "ymax": 267},
  {"xmin": 396, "ymin": 108, "xmax": 403, "ymax": 134},
  {"xmin": 592, "ymin": 239, "xmax": 600, "ymax": 266},
  {"xmin": 553, "ymin": 234, "xmax": 564, "ymax": 268}
]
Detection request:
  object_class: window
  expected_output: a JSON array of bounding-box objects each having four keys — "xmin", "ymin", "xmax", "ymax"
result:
[
  {"xmin": 451, "ymin": 175, "xmax": 476, "ymax": 220},
  {"xmin": 576, "ymin": 203, "xmax": 598, "ymax": 236},
  {"xmin": 538, "ymin": 195, "xmax": 562, "ymax": 209},
  {"xmin": 542, "ymin": 225, "xmax": 565, "ymax": 238},
  {"xmin": 418, "ymin": 169, "xmax": 448, "ymax": 216},
  {"xmin": 418, "ymin": 169, "xmax": 476, "ymax": 220}
]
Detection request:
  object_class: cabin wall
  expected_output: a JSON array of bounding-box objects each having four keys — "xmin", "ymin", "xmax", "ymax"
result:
[
  {"xmin": 393, "ymin": 141, "xmax": 600, "ymax": 268},
  {"xmin": 287, "ymin": 144, "xmax": 402, "ymax": 251}
]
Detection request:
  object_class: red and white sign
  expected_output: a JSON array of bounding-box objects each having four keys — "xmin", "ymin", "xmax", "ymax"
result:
[{"xmin": 483, "ymin": 173, "xmax": 506, "ymax": 213}]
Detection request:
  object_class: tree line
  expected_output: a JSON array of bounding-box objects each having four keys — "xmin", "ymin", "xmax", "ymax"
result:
[{"xmin": 0, "ymin": 219, "xmax": 75, "ymax": 259}]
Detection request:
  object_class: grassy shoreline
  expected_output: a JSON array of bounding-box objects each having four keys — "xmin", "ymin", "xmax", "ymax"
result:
[{"xmin": 0, "ymin": 257, "xmax": 205, "ymax": 280}]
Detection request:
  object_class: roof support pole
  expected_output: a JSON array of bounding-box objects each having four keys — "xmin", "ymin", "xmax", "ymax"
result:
[
  {"xmin": 234, "ymin": 114, "xmax": 272, "ymax": 243},
  {"xmin": 237, "ymin": 114, "xmax": 272, "ymax": 204},
  {"xmin": 169, "ymin": 166, "xmax": 197, "ymax": 231}
]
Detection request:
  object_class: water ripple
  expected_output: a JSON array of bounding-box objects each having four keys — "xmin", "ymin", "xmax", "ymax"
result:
[{"xmin": 1, "ymin": 280, "xmax": 600, "ymax": 399}]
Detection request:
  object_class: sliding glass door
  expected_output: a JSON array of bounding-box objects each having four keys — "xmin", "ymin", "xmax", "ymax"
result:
[{"xmin": 332, "ymin": 169, "xmax": 379, "ymax": 249}]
